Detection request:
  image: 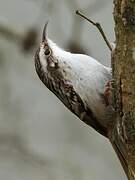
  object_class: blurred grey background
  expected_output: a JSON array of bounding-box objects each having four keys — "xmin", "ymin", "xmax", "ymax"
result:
[{"xmin": 0, "ymin": 0, "xmax": 127, "ymax": 179}]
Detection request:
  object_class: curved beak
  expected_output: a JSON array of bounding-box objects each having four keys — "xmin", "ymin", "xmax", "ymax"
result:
[{"xmin": 42, "ymin": 21, "xmax": 49, "ymax": 42}]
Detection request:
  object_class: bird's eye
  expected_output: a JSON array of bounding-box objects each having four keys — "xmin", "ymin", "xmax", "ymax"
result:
[{"xmin": 44, "ymin": 48, "xmax": 51, "ymax": 56}]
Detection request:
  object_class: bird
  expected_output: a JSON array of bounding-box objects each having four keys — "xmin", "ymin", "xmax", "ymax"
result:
[{"xmin": 34, "ymin": 22, "xmax": 112, "ymax": 138}]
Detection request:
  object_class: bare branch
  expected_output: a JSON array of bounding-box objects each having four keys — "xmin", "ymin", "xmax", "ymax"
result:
[{"xmin": 76, "ymin": 10, "xmax": 112, "ymax": 51}]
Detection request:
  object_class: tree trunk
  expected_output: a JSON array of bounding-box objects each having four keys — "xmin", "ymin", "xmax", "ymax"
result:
[{"xmin": 109, "ymin": 0, "xmax": 135, "ymax": 179}]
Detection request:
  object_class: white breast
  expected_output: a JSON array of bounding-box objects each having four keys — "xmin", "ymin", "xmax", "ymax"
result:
[
  {"xmin": 45, "ymin": 39, "xmax": 111, "ymax": 123},
  {"xmin": 57, "ymin": 52, "xmax": 111, "ymax": 122}
]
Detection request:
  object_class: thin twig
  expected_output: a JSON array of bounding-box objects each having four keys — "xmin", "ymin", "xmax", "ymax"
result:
[{"xmin": 76, "ymin": 10, "xmax": 112, "ymax": 51}]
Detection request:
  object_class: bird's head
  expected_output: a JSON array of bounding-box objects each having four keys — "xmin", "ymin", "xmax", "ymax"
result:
[
  {"xmin": 34, "ymin": 22, "xmax": 72, "ymax": 101},
  {"xmin": 36, "ymin": 22, "xmax": 59, "ymax": 70}
]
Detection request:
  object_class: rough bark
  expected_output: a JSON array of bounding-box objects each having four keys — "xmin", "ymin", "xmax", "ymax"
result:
[{"xmin": 109, "ymin": 0, "xmax": 135, "ymax": 179}]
